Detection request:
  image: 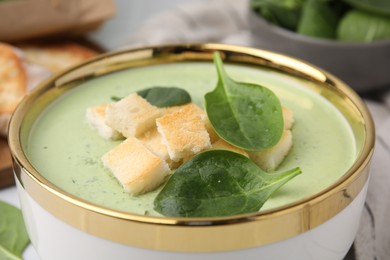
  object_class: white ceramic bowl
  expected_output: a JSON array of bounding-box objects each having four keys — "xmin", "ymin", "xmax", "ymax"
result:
[
  {"xmin": 249, "ymin": 10, "xmax": 390, "ymax": 93},
  {"xmin": 9, "ymin": 44, "xmax": 375, "ymax": 260}
]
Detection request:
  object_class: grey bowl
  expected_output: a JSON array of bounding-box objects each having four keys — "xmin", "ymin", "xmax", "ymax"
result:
[{"xmin": 249, "ymin": 10, "xmax": 390, "ymax": 93}]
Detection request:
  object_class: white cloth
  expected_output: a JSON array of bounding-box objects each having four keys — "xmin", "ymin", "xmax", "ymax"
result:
[
  {"xmin": 124, "ymin": 0, "xmax": 251, "ymax": 48},
  {"xmin": 125, "ymin": 1, "xmax": 390, "ymax": 259}
]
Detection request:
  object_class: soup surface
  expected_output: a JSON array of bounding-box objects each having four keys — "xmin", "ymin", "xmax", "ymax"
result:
[{"xmin": 26, "ymin": 62, "xmax": 356, "ymax": 216}]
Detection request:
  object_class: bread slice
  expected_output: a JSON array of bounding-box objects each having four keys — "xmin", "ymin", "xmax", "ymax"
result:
[
  {"xmin": 105, "ymin": 93, "xmax": 162, "ymax": 138},
  {"xmin": 249, "ymin": 130, "xmax": 293, "ymax": 171},
  {"xmin": 101, "ymin": 137, "xmax": 170, "ymax": 195},
  {"xmin": 0, "ymin": 43, "xmax": 27, "ymax": 135},
  {"xmin": 86, "ymin": 104, "xmax": 123, "ymax": 140},
  {"xmin": 17, "ymin": 42, "xmax": 98, "ymax": 73},
  {"xmin": 156, "ymin": 103, "xmax": 211, "ymax": 162}
]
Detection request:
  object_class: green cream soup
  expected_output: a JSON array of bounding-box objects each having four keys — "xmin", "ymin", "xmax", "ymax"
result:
[{"xmin": 26, "ymin": 62, "xmax": 356, "ymax": 216}]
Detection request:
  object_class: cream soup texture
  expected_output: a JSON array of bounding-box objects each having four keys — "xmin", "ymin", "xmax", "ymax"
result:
[{"xmin": 26, "ymin": 62, "xmax": 356, "ymax": 216}]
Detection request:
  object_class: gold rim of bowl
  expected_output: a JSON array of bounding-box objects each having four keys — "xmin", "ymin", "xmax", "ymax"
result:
[{"xmin": 8, "ymin": 43, "xmax": 375, "ymax": 252}]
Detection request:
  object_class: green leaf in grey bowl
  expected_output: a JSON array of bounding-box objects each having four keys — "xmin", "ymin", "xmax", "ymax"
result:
[
  {"xmin": 337, "ymin": 9, "xmax": 390, "ymax": 42},
  {"xmin": 205, "ymin": 52, "xmax": 284, "ymax": 151},
  {"xmin": 250, "ymin": 0, "xmax": 304, "ymax": 31},
  {"xmin": 0, "ymin": 200, "xmax": 30, "ymax": 260},
  {"xmin": 297, "ymin": 0, "xmax": 340, "ymax": 39},
  {"xmin": 250, "ymin": 0, "xmax": 390, "ymax": 43},
  {"xmin": 154, "ymin": 150, "xmax": 302, "ymax": 217},
  {"xmin": 344, "ymin": 0, "xmax": 390, "ymax": 16}
]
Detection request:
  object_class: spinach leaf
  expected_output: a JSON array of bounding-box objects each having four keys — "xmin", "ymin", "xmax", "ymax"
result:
[
  {"xmin": 110, "ymin": 87, "xmax": 191, "ymax": 107},
  {"xmin": 0, "ymin": 201, "xmax": 30, "ymax": 260},
  {"xmin": 154, "ymin": 150, "xmax": 301, "ymax": 217},
  {"xmin": 205, "ymin": 52, "xmax": 284, "ymax": 151},
  {"xmin": 297, "ymin": 0, "xmax": 340, "ymax": 39},
  {"xmin": 344, "ymin": 0, "xmax": 390, "ymax": 16},
  {"xmin": 250, "ymin": 0, "xmax": 304, "ymax": 30},
  {"xmin": 137, "ymin": 87, "xmax": 191, "ymax": 108},
  {"xmin": 337, "ymin": 10, "xmax": 390, "ymax": 42},
  {"xmin": 110, "ymin": 96, "xmax": 122, "ymax": 102}
]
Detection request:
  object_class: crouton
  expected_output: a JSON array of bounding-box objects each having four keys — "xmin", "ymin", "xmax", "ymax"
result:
[
  {"xmin": 156, "ymin": 103, "xmax": 211, "ymax": 162},
  {"xmin": 101, "ymin": 137, "xmax": 170, "ymax": 195},
  {"xmin": 86, "ymin": 104, "xmax": 123, "ymax": 140},
  {"xmin": 138, "ymin": 127, "xmax": 169, "ymax": 161},
  {"xmin": 161, "ymin": 105, "xmax": 183, "ymax": 115},
  {"xmin": 105, "ymin": 93, "xmax": 161, "ymax": 138},
  {"xmin": 138, "ymin": 127, "xmax": 181, "ymax": 169},
  {"xmin": 249, "ymin": 130, "xmax": 293, "ymax": 171}
]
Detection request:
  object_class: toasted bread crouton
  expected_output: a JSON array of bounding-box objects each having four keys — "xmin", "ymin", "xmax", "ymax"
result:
[
  {"xmin": 139, "ymin": 128, "xmax": 182, "ymax": 170},
  {"xmin": 156, "ymin": 103, "xmax": 211, "ymax": 162},
  {"xmin": 138, "ymin": 127, "xmax": 169, "ymax": 161},
  {"xmin": 249, "ymin": 130, "xmax": 293, "ymax": 171},
  {"xmin": 211, "ymin": 139, "xmax": 249, "ymax": 157},
  {"xmin": 162, "ymin": 104, "xmax": 219, "ymax": 143},
  {"xmin": 86, "ymin": 104, "xmax": 123, "ymax": 140},
  {"xmin": 161, "ymin": 105, "xmax": 183, "ymax": 115},
  {"xmin": 101, "ymin": 137, "xmax": 170, "ymax": 195},
  {"xmin": 283, "ymin": 107, "xmax": 294, "ymax": 130},
  {"xmin": 105, "ymin": 93, "xmax": 162, "ymax": 138},
  {"xmin": 0, "ymin": 43, "xmax": 27, "ymax": 136},
  {"xmin": 204, "ymin": 117, "xmax": 219, "ymax": 143},
  {"xmin": 138, "ymin": 127, "xmax": 181, "ymax": 169}
]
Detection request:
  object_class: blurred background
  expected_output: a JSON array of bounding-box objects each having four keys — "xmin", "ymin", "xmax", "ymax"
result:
[{"xmin": 87, "ymin": 0, "xmax": 207, "ymax": 50}]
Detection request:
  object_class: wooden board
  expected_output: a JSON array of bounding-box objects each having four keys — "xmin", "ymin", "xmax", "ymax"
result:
[{"xmin": 0, "ymin": 137, "xmax": 14, "ymax": 188}]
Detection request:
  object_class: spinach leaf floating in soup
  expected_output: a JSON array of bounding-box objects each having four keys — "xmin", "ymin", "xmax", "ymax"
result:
[
  {"xmin": 205, "ymin": 52, "xmax": 284, "ymax": 151},
  {"xmin": 111, "ymin": 87, "xmax": 191, "ymax": 108},
  {"xmin": 154, "ymin": 150, "xmax": 302, "ymax": 217},
  {"xmin": 137, "ymin": 87, "xmax": 191, "ymax": 108}
]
